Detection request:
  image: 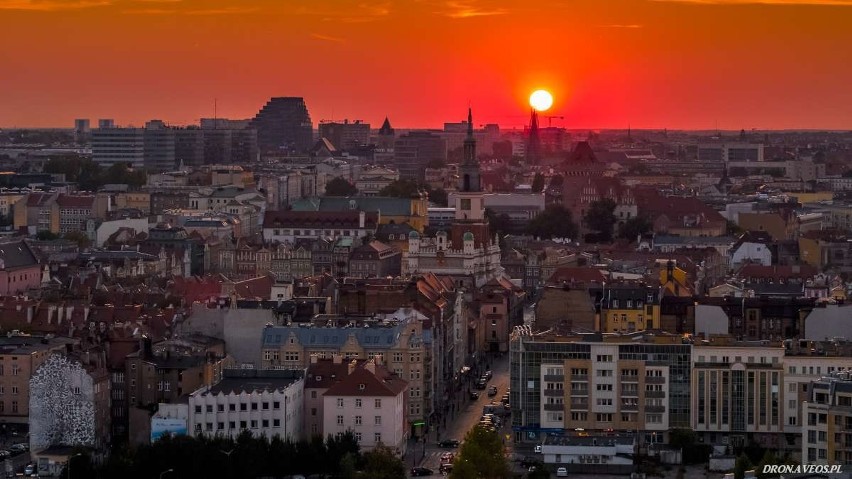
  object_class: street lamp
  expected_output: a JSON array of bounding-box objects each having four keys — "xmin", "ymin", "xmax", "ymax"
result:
[
  {"xmin": 67, "ymin": 453, "xmax": 83, "ymax": 479},
  {"xmin": 160, "ymin": 469, "xmax": 174, "ymax": 479}
]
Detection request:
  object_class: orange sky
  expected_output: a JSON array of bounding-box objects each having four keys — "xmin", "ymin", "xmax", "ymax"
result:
[{"xmin": 1, "ymin": 0, "xmax": 851, "ymax": 130}]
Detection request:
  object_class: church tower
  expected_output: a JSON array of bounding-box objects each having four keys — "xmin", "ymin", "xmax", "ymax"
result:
[{"xmin": 452, "ymin": 108, "xmax": 490, "ymax": 248}]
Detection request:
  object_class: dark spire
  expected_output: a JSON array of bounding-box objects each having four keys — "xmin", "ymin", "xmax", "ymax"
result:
[
  {"xmin": 379, "ymin": 117, "xmax": 394, "ymax": 136},
  {"xmin": 459, "ymin": 107, "xmax": 480, "ymax": 192},
  {"xmin": 467, "ymin": 107, "xmax": 473, "ymax": 139}
]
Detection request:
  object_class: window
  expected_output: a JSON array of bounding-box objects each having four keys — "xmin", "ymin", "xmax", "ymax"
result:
[
  {"xmin": 311, "ymin": 391, "xmax": 317, "ymax": 399},
  {"xmin": 375, "ymin": 399, "xmax": 382, "ymax": 408},
  {"xmin": 337, "ymin": 398, "xmax": 344, "ymax": 408},
  {"xmin": 195, "ymin": 405, "xmax": 202, "ymax": 414},
  {"xmin": 311, "ymin": 408, "xmax": 317, "ymax": 416},
  {"xmin": 262, "ymin": 420, "xmax": 269, "ymax": 428},
  {"xmin": 355, "ymin": 432, "xmax": 362, "ymax": 442},
  {"xmin": 250, "ymin": 420, "xmax": 258, "ymax": 429},
  {"xmin": 374, "ymin": 432, "xmax": 382, "ymax": 444},
  {"xmin": 206, "ymin": 405, "xmax": 213, "ymax": 413},
  {"xmin": 274, "ymin": 419, "xmax": 281, "ymax": 427},
  {"xmin": 262, "ymin": 402, "xmax": 269, "ymax": 410},
  {"xmin": 355, "ymin": 416, "xmax": 362, "ymax": 426},
  {"xmin": 273, "ymin": 401, "xmax": 281, "ymax": 409},
  {"xmin": 251, "ymin": 402, "xmax": 258, "ymax": 411},
  {"xmin": 240, "ymin": 403, "xmax": 247, "ymax": 411},
  {"xmin": 355, "ymin": 399, "xmax": 362, "ymax": 408},
  {"xmin": 229, "ymin": 421, "xmax": 235, "ymax": 429},
  {"xmin": 229, "ymin": 404, "xmax": 236, "ymax": 412},
  {"xmin": 337, "ymin": 415, "xmax": 344, "ymax": 425},
  {"xmin": 375, "ymin": 416, "xmax": 382, "ymax": 425}
]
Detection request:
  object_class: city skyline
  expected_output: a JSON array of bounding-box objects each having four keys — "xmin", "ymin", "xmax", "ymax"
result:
[{"xmin": 1, "ymin": 0, "xmax": 851, "ymax": 130}]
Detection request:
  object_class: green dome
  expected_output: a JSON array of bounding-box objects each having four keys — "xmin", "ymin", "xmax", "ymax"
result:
[
  {"xmin": 463, "ymin": 232, "xmax": 475, "ymax": 241},
  {"xmin": 408, "ymin": 230, "xmax": 420, "ymax": 239}
]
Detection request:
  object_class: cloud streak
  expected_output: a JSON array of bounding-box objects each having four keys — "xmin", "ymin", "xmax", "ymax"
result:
[
  {"xmin": 441, "ymin": 1, "xmax": 508, "ymax": 18},
  {"xmin": 0, "ymin": 0, "xmax": 109, "ymax": 10},
  {"xmin": 598, "ymin": 24, "xmax": 644, "ymax": 28},
  {"xmin": 311, "ymin": 33, "xmax": 345, "ymax": 43}
]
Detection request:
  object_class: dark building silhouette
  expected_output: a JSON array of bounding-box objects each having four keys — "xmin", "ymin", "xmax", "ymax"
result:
[
  {"xmin": 394, "ymin": 131, "xmax": 446, "ymax": 182},
  {"xmin": 249, "ymin": 97, "xmax": 313, "ymax": 154},
  {"xmin": 318, "ymin": 120, "xmax": 370, "ymax": 150}
]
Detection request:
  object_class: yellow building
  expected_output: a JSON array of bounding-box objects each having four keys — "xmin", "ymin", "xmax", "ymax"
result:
[
  {"xmin": 787, "ymin": 191, "xmax": 833, "ymax": 205},
  {"xmin": 292, "ymin": 195, "xmax": 430, "ymax": 232},
  {"xmin": 596, "ymin": 284, "xmax": 661, "ymax": 333},
  {"xmin": 114, "ymin": 191, "xmax": 151, "ymax": 213}
]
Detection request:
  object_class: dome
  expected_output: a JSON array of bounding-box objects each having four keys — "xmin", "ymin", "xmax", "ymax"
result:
[
  {"xmin": 408, "ymin": 230, "xmax": 420, "ymax": 239},
  {"xmin": 463, "ymin": 232, "xmax": 475, "ymax": 241}
]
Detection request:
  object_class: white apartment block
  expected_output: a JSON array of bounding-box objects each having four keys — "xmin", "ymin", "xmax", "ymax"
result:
[{"xmin": 188, "ymin": 369, "xmax": 304, "ymax": 441}]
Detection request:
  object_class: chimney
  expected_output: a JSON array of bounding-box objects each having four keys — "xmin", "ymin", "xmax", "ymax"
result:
[
  {"xmin": 48, "ymin": 305, "xmax": 56, "ymax": 325},
  {"xmin": 365, "ymin": 360, "xmax": 376, "ymax": 374},
  {"xmin": 26, "ymin": 305, "xmax": 33, "ymax": 324},
  {"xmin": 358, "ymin": 210, "xmax": 366, "ymax": 229},
  {"xmin": 332, "ymin": 354, "xmax": 343, "ymax": 364}
]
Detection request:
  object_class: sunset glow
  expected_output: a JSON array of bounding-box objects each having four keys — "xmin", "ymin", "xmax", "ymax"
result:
[
  {"xmin": 1, "ymin": 0, "xmax": 851, "ymax": 129},
  {"xmin": 529, "ymin": 90, "xmax": 554, "ymax": 112}
]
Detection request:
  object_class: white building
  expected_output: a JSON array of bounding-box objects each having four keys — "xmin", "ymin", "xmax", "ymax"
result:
[
  {"xmin": 322, "ymin": 360, "xmax": 408, "ymax": 454},
  {"xmin": 540, "ymin": 434, "xmax": 636, "ymax": 474},
  {"xmin": 730, "ymin": 233, "xmax": 774, "ymax": 267},
  {"xmin": 188, "ymin": 369, "xmax": 304, "ymax": 441}
]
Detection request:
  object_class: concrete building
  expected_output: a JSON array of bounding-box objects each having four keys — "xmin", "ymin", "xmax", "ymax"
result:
[
  {"xmin": 92, "ymin": 125, "xmax": 145, "ymax": 168},
  {"xmin": 262, "ymin": 210, "xmax": 378, "ymax": 244},
  {"xmin": 510, "ymin": 330, "xmax": 691, "ymax": 446},
  {"xmin": 188, "ymin": 369, "xmax": 305, "ymax": 440},
  {"xmin": 318, "ymin": 120, "xmax": 370, "ymax": 150},
  {"xmin": 348, "ymin": 240, "xmax": 402, "ymax": 278},
  {"xmin": 697, "ymin": 143, "xmax": 764, "ymax": 163},
  {"xmin": 249, "ymin": 97, "xmax": 313, "ymax": 153},
  {"xmin": 801, "ymin": 372, "xmax": 852, "ymax": 466},
  {"xmin": 540, "ymin": 434, "xmax": 636, "ymax": 475},
  {"xmin": 691, "ymin": 338, "xmax": 785, "ymax": 449},
  {"xmin": 321, "ymin": 359, "xmax": 408, "ymax": 453},
  {"xmin": 260, "ymin": 311, "xmax": 427, "ymax": 428},
  {"xmin": 394, "ymin": 132, "xmax": 447, "ymax": 182},
  {"xmin": 0, "ymin": 240, "xmax": 43, "ymax": 295},
  {"xmin": 0, "ymin": 334, "xmax": 72, "ymax": 425}
]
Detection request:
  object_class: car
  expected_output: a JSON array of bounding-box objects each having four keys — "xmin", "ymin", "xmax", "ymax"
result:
[
  {"xmin": 440, "ymin": 452, "xmax": 454, "ymax": 462},
  {"xmin": 438, "ymin": 439, "xmax": 460, "ymax": 448},
  {"xmin": 469, "ymin": 391, "xmax": 480, "ymax": 400},
  {"xmin": 487, "ymin": 386, "xmax": 498, "ymax": 397},
  {"xmin": 0, "ymin": 450, "xmax": 9, "ymax": 459},
  {"xmin": 528, "ymin": 466, "xmax": 537, "ymax": 472},
  {"xmin": 24, "ymin": 465, "xmax": 35, "ymax": 476},
  {"xmin": 484, "ymin": 370, "xmax": 493, "ymax": 380},
  {"xmin": 475, "ymin": 379, "xmax": 487, "ymax": 390},
  {"xmin": 520, "ymin": 456, "xmax": 537, "ymax": 468},
  {"xmin": 556, "ymin": 466, "xmax": 568, "ymax": 477},
  {"xmin": 439, "ymin": 463, "xmax": 453, "ymax": 475},
  {"xmin": 534, "ymin": 445, "xmax": 542, "ymax": 453},
  {"xmin": 10, "ymin": 443, "xmax": 28, "ymax": 452},
  {"xmin": 410, "ymin": 467, "xmax": 433, "ymax": 477}
]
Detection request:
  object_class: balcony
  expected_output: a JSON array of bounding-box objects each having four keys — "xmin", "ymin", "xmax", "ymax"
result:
[
  {"xmin": 570, "ymin": 401, "xmax": 589, "ymax": 410},
  {"xmin": 569, "ymin": 374, "xmax": 588, "ymax": 382},
  {"xmin": 645, "ymin": 376, "xmax": 666, "ymax": 384},
  {"xmin": 620, "ymin": 375, "xmax": 639, "ymax": 382},
  {"xmin": 622, "ymin": 389, "xmax": 639, "ymax": 397},
  {"xmin": 544, "ymin": 389, "xmax": 564, "ymax": 397},
  {"xmin": 570, "ymin": 389, "xmax": 589, "ymax": 396},
  {"xmin": 544, "ymin": 403, "xmax": 565, "ymax": 411},
  {"xmin": 645, "ymin": 391, "xmax": 666, "ymax": 399},
  {"xmin": 621, "ymin": 404, "xmax": 639, "ymax": 411},
  {"xmin": 644, "ymin": 405, "xmax": 666, "ymax": 413},
  {"xmin": 543, "ymin": 374, "xmax": 564, "ymax": 382}
]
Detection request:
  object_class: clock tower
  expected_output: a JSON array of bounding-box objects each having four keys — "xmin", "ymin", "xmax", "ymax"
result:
[{"xmin": 452, "ymin": 108, "xmax": 490, "ymax": 247}]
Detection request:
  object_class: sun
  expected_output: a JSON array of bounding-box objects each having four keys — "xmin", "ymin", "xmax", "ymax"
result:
[{"xmin": 529, "ymin": 90, "xmax": 553, "ymax": 112}]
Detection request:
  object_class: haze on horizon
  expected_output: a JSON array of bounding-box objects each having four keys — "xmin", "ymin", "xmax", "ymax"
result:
[{"xmin": 1, "ymin": 0, "xmax": 851, "ymax": 130}]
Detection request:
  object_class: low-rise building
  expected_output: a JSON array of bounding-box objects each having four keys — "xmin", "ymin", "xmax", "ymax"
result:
[
  {"xmin": 540, "ymin": 434, "xmax": 636, "ymax": 475},
  {"xmin": 188, "ymin": 369, "xmax": 305, "ymax": 441},
  {"xmin": 322, "ymin": 359, "xmax": 408, "ymax": 454},
  {"xmin": 801, "ymin": 372, "xmax": 852, "ymax": 465},
  {"xmin": 262, "ymin": 210, "xmax": 379, "ymax": 244},
  {"xmin": 0, "ymin": 334, "xmax": 73, "ymax": 425}
]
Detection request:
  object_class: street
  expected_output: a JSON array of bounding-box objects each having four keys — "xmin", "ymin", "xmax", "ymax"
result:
[{"xmin": 411, "ymin": 353, "xmax": 512, "ymax": 477}]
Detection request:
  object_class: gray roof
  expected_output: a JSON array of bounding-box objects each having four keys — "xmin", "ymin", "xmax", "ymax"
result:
[
  {"xmin": 262, "ymin": 322, "xmax": 409, "ymax": 349},
  {"xmin": 0, "ymin": 241, "xmax": 40, "ymax": 270},
  {"xmin": 202, "ymin": 369, "xmax": 304, "ymax": 396},
  {"xmin": 292, "ymin": 196, "xmax": 414, "ymax": 216},
  {"xmin": 654, "ymin": 235, "xmax": 735, "ymax": 246}
]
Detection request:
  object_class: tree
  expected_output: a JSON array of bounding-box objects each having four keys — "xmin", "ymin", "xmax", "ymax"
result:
[
  {"xmin": 726, "ymin": 220, "xmax": 744, "ymax": 236},
  {"xmin": 325, "ymin": 177, "xmax": 358, "ymax": 196},
  {"xmin": 734, "ymin": 453, "xmax": 754, "ymax": 479},
  {"xmin": 486, "ymin": 208, "xmax": 513, "ymax": 236},
  {"xmin": 379, "ymin": 179, "xmax": 421, "ymax": 198},
  {"xmin": 429, "ymin": 188, "xmax": 449, "ymax": 207},
  {"xmin": 526, "ymin": 205, "xmax": 578, "ymax": 240},
  {"xmin": 531, "ymin": 173, "xmax": 545, "ymax": 193},
  {"xmin": 359, "ymin": 444, "xmax": 406, "ymax": 479},
  {"xmin": 583, "ymin": 199, "xmax": 617, "ymax": 243},
  {"xmin": 450, "ymin": 425, "xmax": 510, "ymax": 479},
  {"xmin": 547, "ymin": 174, "xmax": 564, "ymax": 190},
  {"xmin": 63, "ymin": 231, "xmax": 91, "ymax": 249},
  {"xmin": 618, "ymin": 214, "xmax": 653, "ymax": 241},
  {"xmin": 36, "ymin": 231, "xmax": 60, "ymax": 241},
  {"xmin": 756, "ymin": 450, "xmax": 780, "ymax": 478}
]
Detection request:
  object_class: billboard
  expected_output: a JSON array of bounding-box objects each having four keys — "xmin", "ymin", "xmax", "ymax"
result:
[{"xmin": 151, "ymin": 417, "xmax": 187, "ymax": 442}]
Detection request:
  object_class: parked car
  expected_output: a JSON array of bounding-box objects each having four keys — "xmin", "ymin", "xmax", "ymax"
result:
[
  {"xmin": 438, "ymin": 439, "xmax": 460, "ymax": 448},
  {"xmin": 469, "ymin": 391, "xmax": 480, "ymax": 400},
  {"xmin": 410, "ymin": 467, "xmax": 433, "ymax": 477},
  {"xmin": 519, "ymin": 456, "xmax": 538, "ymax": 468},
  {"xmin": 556, "ymin": 466, "xmax": 568, "ymax": 477},
  {"xmin": 439, "ymin": 463, "xmax": 453, "ymax": 475},
  {"xmin": 484, "ymin": 370, "xmax": 493, "ymax": 380},
  {"xmin": 475, "ymin": 379, "xmax": 487, "ymax": 390},
  {"xmin": 24, "ymin": 464, "xmax": 36, "ymax": 476},
  {"xmin": 0, "ymin": 451, "xmax": 10, "ymax": 459},
  {"xmin": 440, "ymin": 452, "xmax": 454, "ymax": 463},
  {"xmin": 534, "ymin": 445, "xmax": 542, "ymax": 453},
  {"xmin": 10, "ymin": 443, "xmax": 28, "ymax": 452},
  {"xmin": 487, "ymin": 386, "xmax": 498, "ymax": 397}
]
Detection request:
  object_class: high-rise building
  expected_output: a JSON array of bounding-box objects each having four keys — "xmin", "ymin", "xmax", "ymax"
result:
[
  {"xmin": 74, "ymin": 119, "xmax": 90, "ymax": 144},
  {"xmin": 143, "ymin": 120, "xmax": 176, "ymax": 172},
  {"xmin": 801, "ymin": 372, "xmax": 852, "ymax": 466},
  {"xmin": 374, "ymin": 117, "xmax": 396, "ymax": 164},
  {"xmin": 92, "ymin": 126, "xmax": 144, "ymax": 168},
  {"xmin": 393, "ymin": 132, "xmax": 446, "ymax": 182},
  {"xmin": 318, "ymin": 120, "xmax": 370, "ymax": 150},
  {"xmin": 249, "ymin": 97, "xmax": 313, "ymax": 154}
]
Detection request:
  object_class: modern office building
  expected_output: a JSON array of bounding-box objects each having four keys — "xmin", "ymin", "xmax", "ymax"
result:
[
  {"xmin": 318, "ymin": 120, "xmax": 370, "ymax": 150},
  {"xmin": 92, "ymin": 125, "xmax": 145, "ymax": 168},
  {"xmin": 510, "ymin": 329, "xmax": 691, "ymax": 446},
  {"xmin": 393, "ymin": 132, "xmax": 447, "ymax": 182},
  {"xmin": 249, "ymin": 97, "xmax": 313, "ymax": 153}
]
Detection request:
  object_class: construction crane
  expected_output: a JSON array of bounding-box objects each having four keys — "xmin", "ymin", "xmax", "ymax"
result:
[{"xmin": 544, "ymin": 115, "xmax": 564, "ymax": 127}]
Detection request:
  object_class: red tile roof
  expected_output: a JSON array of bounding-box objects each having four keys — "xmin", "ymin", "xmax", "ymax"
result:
[
  {"xmin": 548, "ymin": 267, "xmax": 607, "ymax": 284},
  {"xmin": 57, "ymin": 194, "xmax": 95, "ymax": 208},
  {"xmin": 737, "ymin": 264, "xmax": 818, "ymax": 281},
  {"xmin": 323, "ymin": 361, "xmax": 407, "ymax": 397}
]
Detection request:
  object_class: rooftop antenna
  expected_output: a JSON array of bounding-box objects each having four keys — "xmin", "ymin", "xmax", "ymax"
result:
[{"xmin": 214, "ymin": 98, "xmax": 218, "ymax": 129}]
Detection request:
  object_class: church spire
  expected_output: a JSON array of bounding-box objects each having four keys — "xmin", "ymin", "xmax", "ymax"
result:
[
  {"xmin": 460, "ymin": 107, "xmax": 480, "ymax": 192},
  {"xmin": 467, "ymin": 106, "xmax": 473, "ymax": 139}
]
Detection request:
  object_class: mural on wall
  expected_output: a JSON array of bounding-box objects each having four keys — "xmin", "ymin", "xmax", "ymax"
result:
[{"xmin": 29, "ymin": 354, "xmax": 95, "ymax": 449}]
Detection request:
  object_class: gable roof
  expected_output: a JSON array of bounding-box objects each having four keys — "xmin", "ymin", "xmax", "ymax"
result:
[
  {"xmin": 323, "ymin": 362, "xmax": 407, "ymax": 397},
  {"xmin": 0, "ymin": 241, "xmax": 40, "ymax": 270}
]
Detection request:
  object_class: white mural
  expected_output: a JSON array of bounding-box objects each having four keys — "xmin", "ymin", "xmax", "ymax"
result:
[{"xmin": 29, "ymin": 354, "xmax": 95, "ymax": 450}]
